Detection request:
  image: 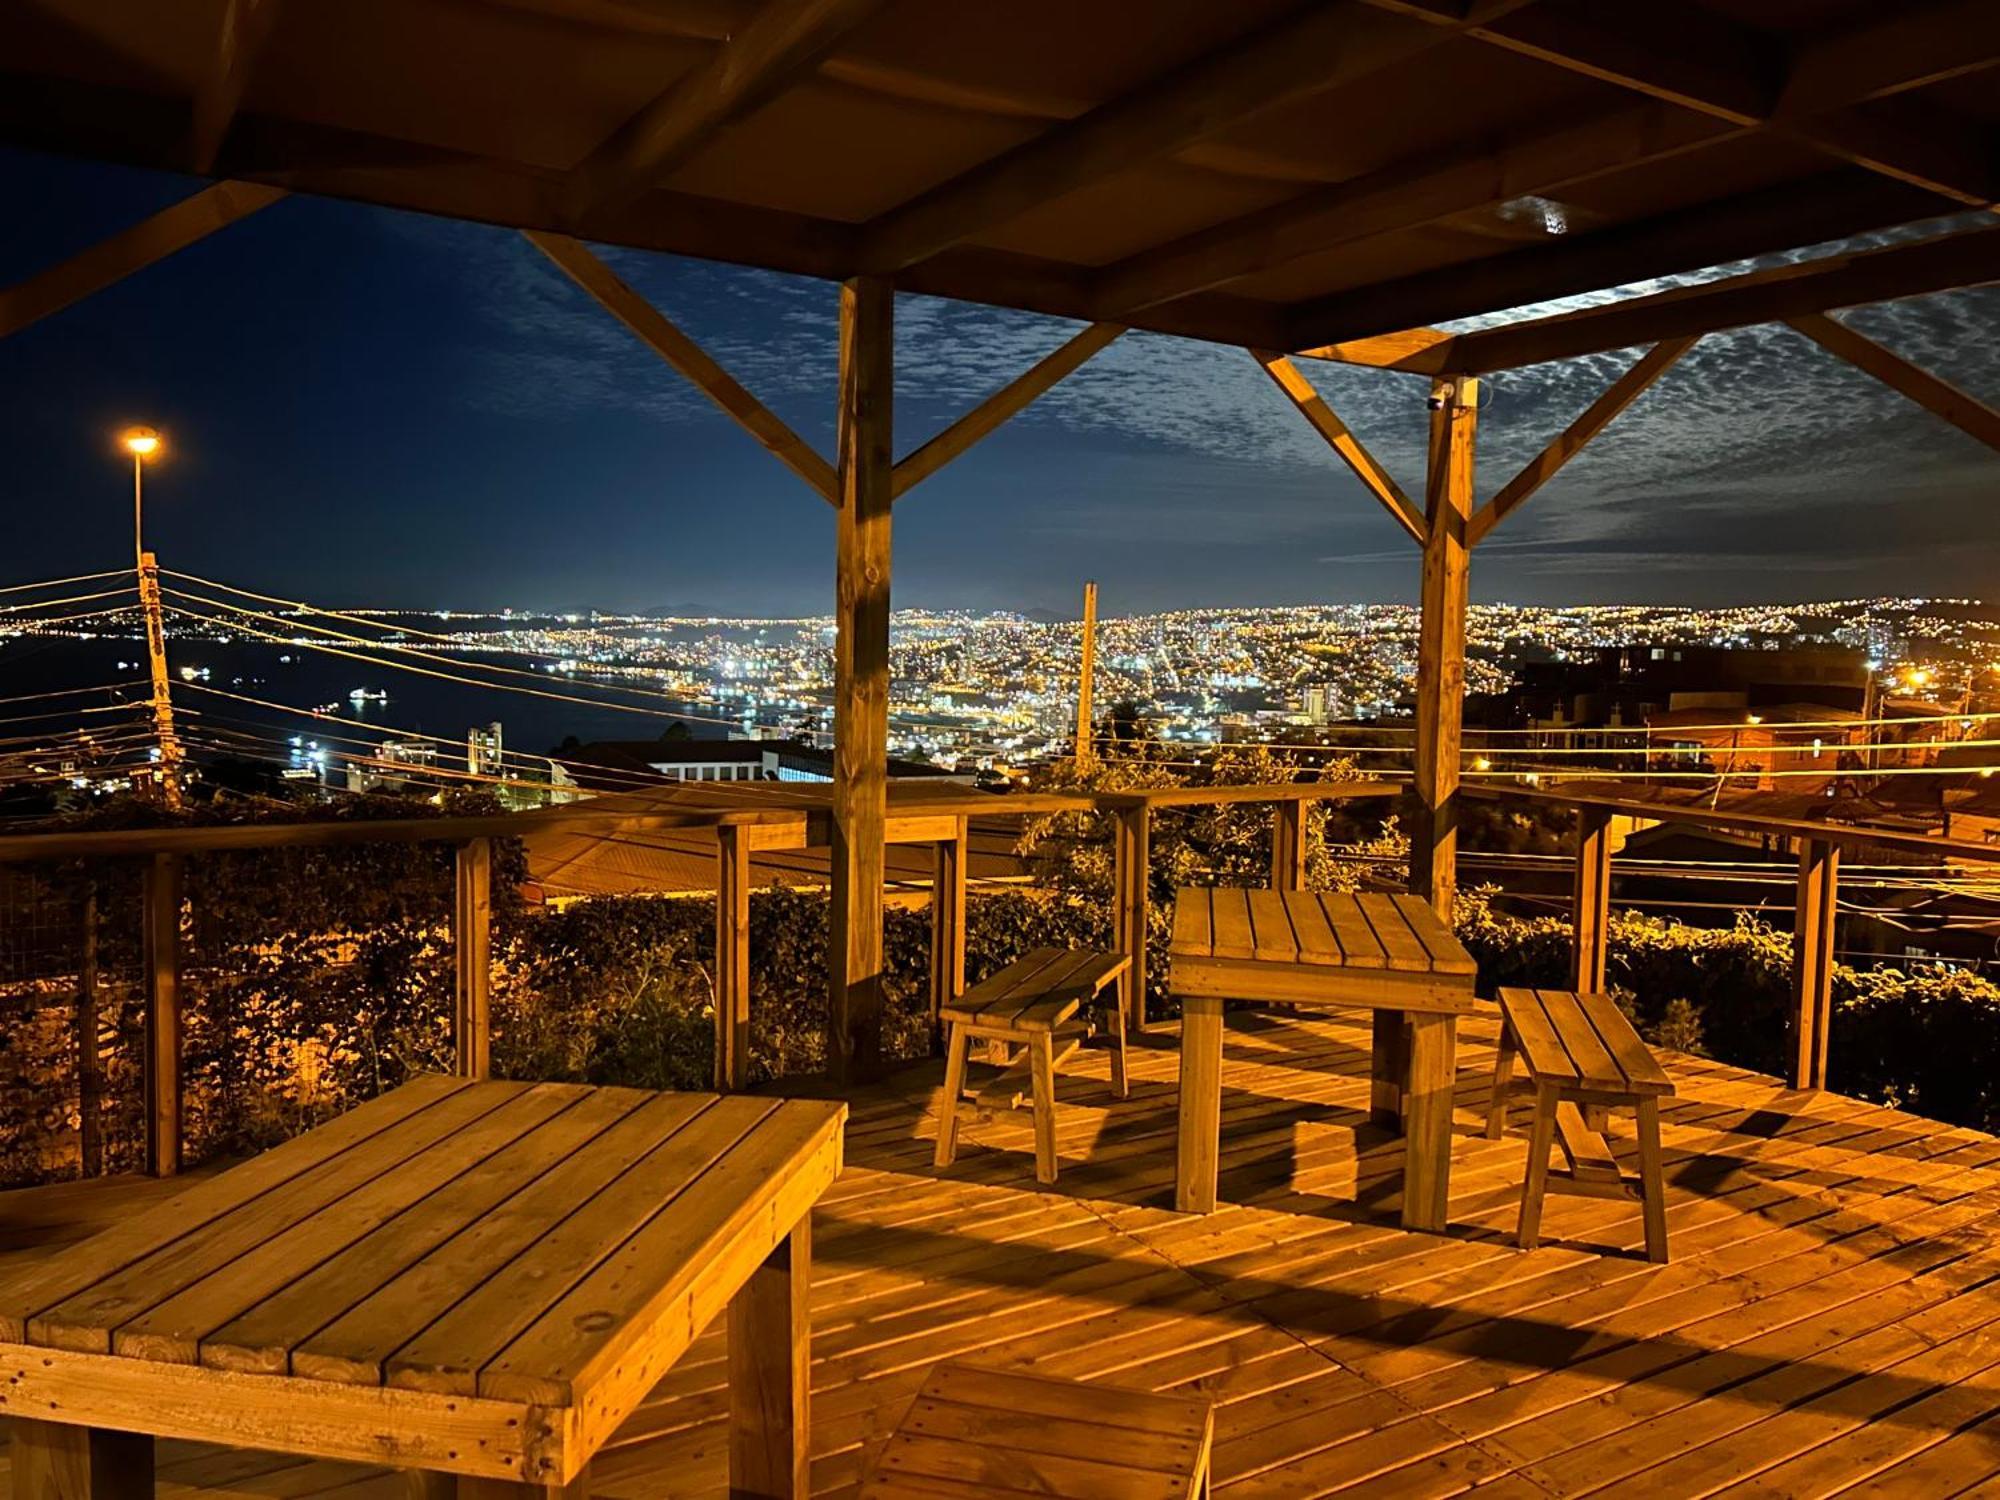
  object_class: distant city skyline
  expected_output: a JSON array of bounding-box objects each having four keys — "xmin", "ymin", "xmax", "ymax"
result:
[{"xmin": 5, "ymin": 148, "xmax": 1999, "ymax": 616}]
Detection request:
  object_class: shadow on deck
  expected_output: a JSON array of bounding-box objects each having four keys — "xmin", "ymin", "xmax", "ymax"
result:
[{"xmin": 6, "ymin": 1009, "xmax": 2000, "ymax": 1497}]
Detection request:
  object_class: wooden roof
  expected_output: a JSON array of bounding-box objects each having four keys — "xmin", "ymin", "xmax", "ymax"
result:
[{"xmin": 5, "ymin": 0, "xmax": 1995, "ymax": 357}]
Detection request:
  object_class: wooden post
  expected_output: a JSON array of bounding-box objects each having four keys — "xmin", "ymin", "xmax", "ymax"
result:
[
  {"xmin": 829, "ymin": 274, "xmax": 893, "ymax": 1085},
  {"xmin": 1271, "ymin": 798, "xmax": 1306, "ymax": 891},
  {"xmin": 1112, "ymin": 804, "xmax": 1151, "ymax": 1032},
  {"xmin": 77, "ymin": 882, "xmax": 102, "ymax": 1178},
  {"xmin": 8, "ymin": 1419, "xmax": 153, "ymax": 1498},
  {"xmin": 1792, "ymin": 838, "xmax": 1839, "ymax": 1090},
  {"xmin": 729, "ymin": 1216, "xmax": 811, "ymax": 1499},
  {"xmin": 715, "ymin": 823, "xmax": 752, "ymax": 1091},
  {"xmin": 142, "ymin": 852, "xmax": 182, "ymax": 1179},
  {"xmin": 1571, "ymin": 805, "xmax": 1613, "ymax": 993},
  {"xmin": 1412, "ymin": 374, "xmax": 1476, "ymax": 920},
  {"xmin": 929, "ymin": 818, "xmax": 968, "ymax": 1048},
  {"xmin": 1076, "ymin": 580, "xmax": 1098, "ymax": 771},
  {"xmin": 454, "ymin": 838, "xmax": 492, "ymax": 1082}
]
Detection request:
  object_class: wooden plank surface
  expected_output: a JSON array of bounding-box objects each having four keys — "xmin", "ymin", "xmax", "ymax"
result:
[
  {"xmin": 1207, "ymin": 888, "xmax": 1256, "ymax": 961},
  {"xmin": 1245, "ymin": 889, "xmax": 1298, "ymax": 964}
]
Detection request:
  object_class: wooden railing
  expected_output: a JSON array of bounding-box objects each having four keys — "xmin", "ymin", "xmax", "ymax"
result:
[{"xmin": 1461, "ymin": 783, "xmax": 2000, "ymax": 1091}]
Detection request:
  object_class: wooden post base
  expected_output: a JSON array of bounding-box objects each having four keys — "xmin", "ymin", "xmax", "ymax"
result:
[
  {"xmin": 9, "ymin": 1420, "xmax": 153, "ymax": 1500},
  {"xmin": 1174, "ymin": 994, "xmax": 1225, "ymax": 1214}
]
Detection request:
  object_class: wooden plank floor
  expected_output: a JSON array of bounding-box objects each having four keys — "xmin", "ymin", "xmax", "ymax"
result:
[{"xmin": 6, "ymin": 1008, "xmax": 2000, "ymax": 1497}]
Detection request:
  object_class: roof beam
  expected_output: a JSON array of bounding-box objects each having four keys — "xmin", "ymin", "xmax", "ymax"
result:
[
  {"xmin": 188, "ymin": 0, "xmax": 282, "ymax": 174},
  {"xmin": 1467, "ymin": 336, "xmax": 1696, "ymax": 546},
  {"xmin": 1775, "ymin": 0, "xmax": 2000, "ymax": 116},
  {"xmin": 1090, "ymin": 101, "xmax": 1733, "ymax": 315},
  {"xmin": 852, "ymin": 1, "xmax": 1444, "ymax": 274},
  {"xmin": 563, "ymin": 0, "xmax": 888, "ymax": 222},
  {"xmin": 1286, "ymin": 169, "xmax": 1943, "ymax": 349},
  {"xmin": 1295, "ymin": 328, "xmax": 1457, "ymax": 375},
  {"xmin": 1251, "ymin": 351, "xmax": 1425, "ymax": 543},
  {"xmin": 1785, "ymin": 312, "xmax": 2000, "ymax": 455},
  {"xmin": 892, "ymin": 323, "xmax": 1123, "ymax": 500},
  {"xmin": 522, "ymin": 230, "xmax": 838, "ymax": 503},
  {"xmin": 0, "ymin": 180, "xmax": 285, "ymax": 341},
  {"xmin": 1444, "ymin": 224, "xmax": 2000, "ymax": 372},
  {"xmin": 1368, "ymin": 0, "xmax": 2000, "ymax": 206}
]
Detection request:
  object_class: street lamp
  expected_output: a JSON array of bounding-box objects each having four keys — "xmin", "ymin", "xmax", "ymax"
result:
[{"xmin": 121, "ymin": 426, "xmax": 163, "ymax": 570}]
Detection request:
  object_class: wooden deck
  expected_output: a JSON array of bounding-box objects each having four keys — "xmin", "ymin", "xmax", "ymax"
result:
[{"xmin": 6, "ymin": 1007, "xmax": 2000, "ymax": 1497}]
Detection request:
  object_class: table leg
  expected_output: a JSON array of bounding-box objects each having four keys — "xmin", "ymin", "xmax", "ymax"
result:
[
  {"xmin": 1400, "ymin": 1014, "xmax": 1457, "ymax": 1232},
  {"xmin": 729, "ymin": 1216, "xmax": 811, "ymax": 1499},
  {"xmin": 9, "ymin": 1420, "xmax": 152, "ymax": 1499},
  {"xmin": 1370, "ymin": 1009, "xmax": 1406, "ymax": 1129},
  {"xmin": 1175, "ymin": 995, "xmax": 1224, "ymax": 1214}
]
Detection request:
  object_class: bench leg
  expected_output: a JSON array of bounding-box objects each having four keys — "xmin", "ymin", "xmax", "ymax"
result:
[
  {"xmin": 10, "ymin": 1421, "xmax": 152, "ymax": 1500},
  {"xmin": 1636, "ymin": 1095, "xmax": 1670, "ymax": 1264},
  {"xmin": 1029, "ymin": 1030, "xmax": 1059, "ymax": 1184},
  {"xmin": 1103, "ymin": 989, "xmax": 1129, "ymax": 1101},
  {"xmin": 1518, "ymin": 1083, "xmax": 1558, "ymax": 1250},
  {"xmin": 1484, "ymin": 1020, "xmax": 1517, "ymax": 1140},
  {"xmin": 729, "ymin": 1218, "xmax": 811, "ymax": 1499},
  {"xmin": 1175, "ymin": 995, "xmax": 1224, "ymax": 1214},
  {"xmin": 1370, "ymin": 1009, "xmax": 1406, "ymax": 1129},
  {"xmin": 1400, "ymin": 1014, "xmax": 1456, "ymax": 1233},
  {"xmin": 934, "ymin": 1023, "xmax": 969, "ymax": 1169}
]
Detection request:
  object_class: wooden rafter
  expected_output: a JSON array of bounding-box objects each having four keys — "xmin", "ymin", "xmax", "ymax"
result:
[
  {"xmin": 1288, "ymin": 169, "xmax": 1938, "ymax": 351},
  {"xmin": 0, "ymin": 181, "xmax": 285, "ymax": 341},
  {"xmin": 188, "ymin": 0, "xmax": 281, "ymax": 173},
  {"xmin": 563, "ymin": 0, "xmax": 887, "ymax": 221},
  {"xmin": 852, "ymin": 2, "xmax": 1445, "ymax": 274},
  {"xmin": 1090, "ymin": 101, "xmax": 1732, "ymax": 315},
  {"xmin": 1775, "ymin": 0, "xmax": 2000, "ymax": 116},
  {"xmin": 891, "ymin": 322, "xmax": 1123, "ymax": 500},
  {"xmin": 1467, "ymin": 336, "xmax": 1697, "ymax": 547},
  {"xmin": 1368, "ymin": 0, "xmax": 2000, "ymax": 207},
  {"xmin": 522, "ymin": 230, "xmax": 837, "ymax": 504},
  {"xmin": 1251, "ymin": 351, "xmax": 1425, "ymax": 544},
  {"xmin": 1786, "ymin": 313, "xmax": 2000, "ymax": 455},
  {"xmin": 1445, "ymin": 223, "xmax": 2000, "ymax": 373}
]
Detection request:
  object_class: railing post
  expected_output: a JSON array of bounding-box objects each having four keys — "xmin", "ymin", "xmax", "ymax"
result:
[
  {"xmin": 1792, "ymin": 838, "xmax": 1838, "ymax": 1091},
  {"xmin": 77, "ymin": 881, "xmax": 102, "ymax": 1179},
  {"xmin": 1272, "ymin": 798, "xmax": 1306, "ymax": 891},
  {"xmin": 453, "ymin": 838, "xmax": 492, "ymax": 1081},
  {"xmin": 715, "ymin": 823, "xmax": 752, "ymax": 1091},
  {"xmin": 142, "ymin": 853, "xmax": 182, "ymax": 1178},
  {"xmin": 1571, "ymin": 805, "xmax": 1613, "ymax": 993},
  {"xmin": 929, "ymin": 817, "xmax": 968, "ymax": 1051},
  {"xmin": 1113, "ymin": 803, "xmax": 1151, "ymax": 1032}
]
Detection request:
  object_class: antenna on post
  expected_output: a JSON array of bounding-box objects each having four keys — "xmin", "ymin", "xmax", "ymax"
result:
[{"xmin": 1076, "ymin": 580, "xmax": 1098, "ymax": 773}]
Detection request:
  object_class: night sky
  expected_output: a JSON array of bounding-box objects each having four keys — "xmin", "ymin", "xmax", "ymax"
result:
[{"xmin": 3, "ymin": 145, "xmax": 1996, "ymax": 618}]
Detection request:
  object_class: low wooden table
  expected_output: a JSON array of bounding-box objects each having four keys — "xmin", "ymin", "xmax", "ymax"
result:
[
  {"xmin": 1170, "ymin": 887, "xmax": 1481, "ymax": 1230},
  {"xmin": 0, "ymin": 1074, "xmax": 845, "ymax": 1497}
]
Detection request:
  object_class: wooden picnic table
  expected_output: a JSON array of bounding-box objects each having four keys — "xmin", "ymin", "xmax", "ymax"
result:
[
  {"xmin": 1169, "ymin": 887, "xmax": 1482, "ymax": 1231},
  {"xmin": 0, "ymin": 1075, "xmax": 845, "ymax": 1497}
]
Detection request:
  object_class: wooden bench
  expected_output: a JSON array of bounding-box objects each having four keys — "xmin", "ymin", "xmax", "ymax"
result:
[
  {"xmin": 860, "ymin": 1360, "xmax": 1214, "ymax": 1499},
  {"xmin": 1486, "ymin": 986, "xmax": 1676, "ymax": 1263},
  {"xmin": 934, "ymin": 948, "xmax": 1130, "ymax": 1185}
]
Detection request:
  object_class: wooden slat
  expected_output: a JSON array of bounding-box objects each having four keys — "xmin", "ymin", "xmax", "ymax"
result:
[
  {"xmin": 200, "ymin": 1087, "xmax": 672, "ymax": 1376},
  {"xmin": 1356, "ymin": 892, "xmax": 1430, "ymax": 972},
  {"xmin": 0, "ymin": 1075, "xmax": 470, "ymax": 1341},
  {"xmin": 1534, "ymin": 987, "xmax": 1626, "ymax": 1092},
  {"xmin": 1170, "ymin": 887, "xmax": 1212, "ymax": 958},
  {"xmin": 1390, "ymin": 893, "xmax": 1477, "ymax": 975},
  {"xmin": 1285, "ymin": 888, "xmax": 1344, "ymax": 965},
  {"xmin": 381, "ymin": 1097, "xmax": 784, "ymax": 1394},
  {"xmin": 1207, "ymin": 888, "xmax": 1256, "ymax": 961},
  {"xmin": 1245, "ymin": 889, "xmax": 1300, "ymax": 964},
  {"xmin": 1575, "ymin": 988, "xmax": 1674, "ymax": 1095},
  {"xmin": 29, "ymin": 1083, "xmax": 536, "ymax": 1354},
  {"xmin": 1497, "ymin": 987, "xmax": 1578, "ymax": 1086},
  {"xmin": 1553, "ymin": 1099, "xmax": 1624, "ymax": 1185},
  {"xmin": 1317, "ymin": 893, "xmax": 1386, "ymax": 968}
]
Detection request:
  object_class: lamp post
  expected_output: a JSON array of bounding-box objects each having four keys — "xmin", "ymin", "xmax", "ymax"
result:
[{"xmin": 120, "ymin": 427, "xmax": 182, "ymax": 808}]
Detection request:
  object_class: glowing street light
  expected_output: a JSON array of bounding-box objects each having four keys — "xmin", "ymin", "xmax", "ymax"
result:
[{"xmin": 121, "ymin": 426, "xmax": 163, "ymax": 567}]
